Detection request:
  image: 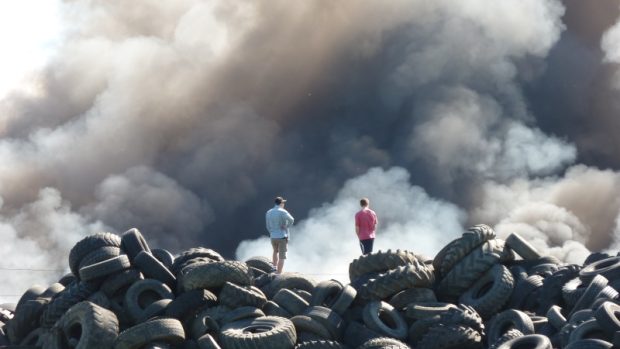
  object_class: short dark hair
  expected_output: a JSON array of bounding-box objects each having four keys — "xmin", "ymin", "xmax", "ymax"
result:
[
  {"xmin": 360, "ymin": 198, "xmax": 369, "ymax": 207},
  {"xmin": 275, "ymin": 196, "xmax": 287, "ymax": 205}
]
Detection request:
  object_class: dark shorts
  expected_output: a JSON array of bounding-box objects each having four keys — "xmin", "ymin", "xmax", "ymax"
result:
[{"xmin": 359, "ymin": 238, "xmax": 374, "ymax": 255}]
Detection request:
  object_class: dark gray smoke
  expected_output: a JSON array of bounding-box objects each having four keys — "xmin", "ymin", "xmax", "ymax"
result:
[{"xmin": 1, "ymin": 0, "xmax": 620, "ymax": 299}]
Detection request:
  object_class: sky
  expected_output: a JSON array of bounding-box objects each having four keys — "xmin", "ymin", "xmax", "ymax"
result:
[{"xmin": 2, "ymin": 0, "xmax": 620, "ymax": 303}]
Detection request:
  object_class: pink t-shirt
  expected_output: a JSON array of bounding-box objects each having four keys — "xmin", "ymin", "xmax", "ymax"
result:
[{"xmin": 355, "ymin": 208, "xmax": 378, "ymax": 240}]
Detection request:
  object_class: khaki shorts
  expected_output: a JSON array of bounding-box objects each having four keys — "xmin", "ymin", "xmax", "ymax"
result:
[{"xmin": 271, "ymin": 238, "xmax": 288, "ymax": 259}]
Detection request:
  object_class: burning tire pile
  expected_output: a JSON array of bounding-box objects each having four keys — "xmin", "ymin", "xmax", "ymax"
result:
[{"xmin": 1, "ymin": 225, "xmax": 620, "ymax": 348}]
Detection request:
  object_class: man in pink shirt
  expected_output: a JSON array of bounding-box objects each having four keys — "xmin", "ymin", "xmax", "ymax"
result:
[{"xmin": 355, "ymin": 197, "xmax": 378, "ymax": 255}]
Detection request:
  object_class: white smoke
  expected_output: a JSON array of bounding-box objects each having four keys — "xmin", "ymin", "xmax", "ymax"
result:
[{"xmin": 236, "ymin": 167, "xmax": 466, "ymax": 282}]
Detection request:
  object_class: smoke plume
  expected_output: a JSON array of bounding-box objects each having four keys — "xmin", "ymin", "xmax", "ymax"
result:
[{"xmin": 1, "ymin": 0, "xmax": 620, "ymax": 302}]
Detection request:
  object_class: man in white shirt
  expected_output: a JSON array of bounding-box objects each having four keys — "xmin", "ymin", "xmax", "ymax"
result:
[{"xmin": 265, "ymin": 196, "xmax": 294, "ymax": 274}]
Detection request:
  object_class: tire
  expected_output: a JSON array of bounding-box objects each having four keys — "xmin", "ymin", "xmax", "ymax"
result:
[
  {"xmin": 505, "ymin": 232, "xmax": 542, "ymax": 260},
  {"xmin": 507, "ymin": 275, "xmax": 544, "ymax": 310},
  {"xmin": 594, "ymin": 301, "xmax": 620, "ymax": 335},
  {"xmin": 124, "ymin": 279, "xmax": 174, "ymax": 324},
  {"xmin": 197, "ymin": 334, "xmax": 221, "ymax": 349},
  {"xmin": 165, "ymin": 289, "xmax": 218, "ymax": 321},
  {"xmin": 79, "ymin": 255, "xmax": 131, "ymax": 282},
  {"xmin": 569, "ymin": 319, "xmax": 609, "ymax": 343},
  {"xmin": 433, "ymin": 224, "xmax": 496, "ymax": 279},
  {"xmin": 219, "ymin": 282, "xmax": 267, "ymax": 309},
  {"xmin": 178, "ymin": 261, "xmax": 252, "ymax": 292},
  {"xmin": 310, "ymin": 280, "xmax": 343, "ymax": 308},
  {"xmin": 342, "ymin": 321, "xmax": 381, "ymax": 348},
  {"xmin": 294, "ymin": 340, "xmax": 347, "ymax": 348},
  {"xmin": 261, "ymin": 273, "xmax": 317, "ymax": 299},
  {"xmin": 407, "ymin": 315, "xmax": 441, "ymax": 345},
  {"xmin": 496, "ymin": 334, "xmax": 551, "ymax": 349},
  {"xmin": 537, "ymin": 266, "xmax": 580, "ymax": 314},
  {"xmin": 489, "ymin": 329, "xmax": 523, "ymax": 349},
  {"xmin": 459, "ymin": 264, "xmax": 514, "ymax": 319},
  {"xmin": 291, "ymin": 315, "xmax": 332, "ymax": 340},
  {"xmin": 137, "ymin": 299, "xmax": 172, "ymax": 323},
  {"xmin": 565, "ymin": 339, "xmax": 613, "ymax": 349},
  {"xmin": 357, "ymin": 337, "xmax": 410, "ymax": 349},
  {"xmin": 330, "ymin": 285, "xmax": 357, "ymax": 316},
  {"xmin": 78, "ymin": 246, "xmax": 121, "ymax": 271},
  {"xmin": 6, "ymin": 299, "xmax": 48, "ymax": 344},
  {"xmin": 219, "ymin": 316, "xmax": 296, "ymax": 349},
  {"xmin": 404, "ymin": 302, "xmax": 456, "ymax": 321},
  {"xmin": 388, "ymin": 288, "xmax": 436, "ymax": 311},
  {"xmin": 190, "ymin": 306, "xmax": 228, "ymax": 339},
  {"xmin": 418, "ymin": 324, "xmax": 482, "ymax": 349},
  {"xmin": 120, "ymin": 228, "xmax": 151, "ymax": 262},
  {"xmin": 101, "ymin": 269, "xmax": 143, "ymax": 298},
  {"xmin": 303, "ymin": 306, "xmax": 344, "ymax": 341},
  {"xmin": 274, "ymin": 289, "xmax": 310, "ymax": 316},
  {"xmin": 359, "ymin": 260, "xmax": 435, "ymax": 301},
  {"xmin": 52, "ymin": 301, "xmax": 119, "ymax": 349},
  {"xmin": 69, "ymin": 232, "xmax": 122, "ymax": 277},
  {"xmin": 263, "ymin": 301, "xmax": 292, "ymax": 318},
  {"xmin": 40, "ymin": 282, "xmax": 96, "ymax": 329},
  {"xmin": 114, "ymin": 318, "xmax": 185, "ymax": 349},
  {"xmin": 245, "ymin": 256, "xmax": 276, "ymax": 274},
  {"xmin": 579, "ymin": 257, "xmax": 620, "ymax": 284},
  {"xmin": 151, "ymin": 248, "xmax": 175, "ymax": 270},
  {"xmin": 569, "ymin": 275, "xmax": 608, "ymax": 317},
  {"xmin": 488, "ymin": 309, "xmax": 534, "ymax": 345},
  {"xmin": 132, "ymin": 251, "xmax": 176, "ymax": 288},
  {"xmin": 220, "ymin": 306, "xmax": 265, "ymax": 325},
  {"xmin": 362, "ymin": 301, "xmax": 407, "ymax": 339},
  {"xmin": 547, "ymin": 305, "xmax": 567, "ymax": 330},
  {"xmin": 436, "ymin": 239, "xmax": 512, "ymax": 301},
  {"xmin": 349, "ymin": 250, "xmax": 420, "ymax": 282},
  {"xmin": 171, "ymin": 248, "xmax": 224, "ymax": 275},
  {"xmin": 438, "ymin": 304, "xmax": 485, "ymax": 335}
]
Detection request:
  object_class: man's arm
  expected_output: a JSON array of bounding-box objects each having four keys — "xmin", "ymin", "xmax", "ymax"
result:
[{"xmin": 355, "ymin": 213, "xmax": 360, "ymax": 235}]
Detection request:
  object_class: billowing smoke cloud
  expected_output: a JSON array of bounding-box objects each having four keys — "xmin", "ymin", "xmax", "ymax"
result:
[{"xmin": 1, "ymin": 0, "xmax": 620, "ymax": 302}]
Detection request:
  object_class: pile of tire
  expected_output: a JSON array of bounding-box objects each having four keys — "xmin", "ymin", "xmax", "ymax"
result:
[{"xmin": 1, "ymin": 225, "xmax": 620, "ymax": 349}]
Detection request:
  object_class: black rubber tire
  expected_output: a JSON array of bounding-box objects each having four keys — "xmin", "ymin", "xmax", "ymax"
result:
[
  {"xmin": 359, "ymin": 260, "xmax": 435, "ymax": 301},
  {"xmin": 459, "ymin": 264, "xmax": 514, "ymax": 319},
  {"xmin": 171, "ymin": 248, "xmax": 224, "ymax": 275},
  {"xmin": 51, "ymin": 301, "xmax": 119, "ymax": 349},
  {"xmin": 69, "ymin": 232, "xmax": 122, "ymax": 277},
  {"xmin": 496, "ymin": 334, "xmax": 551, "ymax": 349},
  {"xmin": 261, "ymin": 273, "xmax": 316, "ymax": 299},
  {"xmin": 120, "ymin": 228, "xmax": 151, "ymax": 262},
  {"xmin": 219, "ymin": 316, "xmax": 296, "ymax": 349},
  {"xmin": 220, "ymin": 306, "xmax": 265, "ymax": 325},
  {"xmin": 404, "ymin": 302, "xmax": 456, "ymax": 321},
  {"xmin": 79, "ymin": 255, "xmax": 131, "ymax": 282},
  {"xmin": 362, "ymin": 301, "xmax": 407, "ymax": 339},
  {"xmin": 132, "ymin": 251, "xmax": 176, "ymax": 288},
  {"xmin": 438, "ymin": 304, "xmax": 485, "ymax": 335},
  {"xmin": 580, "ymin": 257, "xmax": 620, "ymax": 284},
  {"xmin": 114, "ymin": 318, "xmax": 185, "ymax": 349},
  {"xmin": 418, "ymin": 324, "xmax": 482, "ymax": 349},
  {"xmin": 547, "ymin": 305, "xmax": 567, "ymax": 330},
  {"xmin": 407, "ymin": 315, "xmax": 441, "ymax": 345},
  {"xmin": 349, "ymin": 250, "xmax": 420, "ymax": 282},
  {"xmin": 505, "ymin": 232, "xmax": 541, "ymax": 260},
  {"xmin": 101, "ymin": 269, "xmax": 143, "ymax": 298},
  {"xmin": 190, "ymin": 306, "xmax": 228, "ymax": 339},
  {"xmin": 124, "ymin": 279, "xmax": 174, "ymax": 324},
  {"xmin": 330, "ymin": 285, "xmax": 357, "ymax": 316},
  {"xmin": 569, "ymin": 274, "xmax": 608, "ymax": 317},
  {"xmin": 489, "ymin": 329, "xmax": 523, "ymax": 349},
  {"xmin": 137, "ymin": 299, "xmax": 172, "ymax": 323},
  {"xmin": 303, "ymin": 306, "xmax": 344, "ymax": 341},
  {"xmin": 78, "ymin": 246, "xmax": 121, "ymax": 271},
  {"xmin": 6, "ymin": 299, "xmax": 47, "ymax": 344},
  {"xmin": 262, "ymin": 301, "xmax": 292, "ymax": 318},
  {"xmin": 357, "ymin": 336, "xmax": 410, "ymax": 349},
  {"xmin": 537, "ymin": 265, "xmax": 581, "ymax": 314},
  {"xmin": 507, "ymin": 275, "xmax": 544, "ymax": 310},
  {"xmin": 291, "ymin": 315, "xmax": 332, "ymax": 340},
  {"xmin": 488, "ymin": 309, "xmax": 535, "ymax": 345},
  {"xmin": 151, "ymin": 248, "xmax": 175, "ymax": 270},
  {"xmin": 594, "ymin": 301, "xmax": 620, "ymax": 336},
  {"xmin": 569, "ymin": 319, "xmax": 609, "ymax": 343},
  {"xmin": 436, "ymin": 239, "xmax": 512, "ymax": 300},
  {"xmin": 197, "ymin": 334, "xmax": 221, "ymax": 349},
  {"xmin": 244, "ymin": 256, "xmax": 276, "ymax": 274},
  {"xmin": 274, "ymin": 289, "xmax": 310, "ymax": 316},
  {"xmin": 178, "ymin": 260, "xmax": 252, "ymax": 292},
  {"xmin": 310, "ymin": 280, "xmax": 343, "ymax": 308},
  {"xmin": 433, "ymin": 224, "xmax": 496, "ymax": 279},
  {"xmin": 40, "ymin": 282, "xmax": 96, "ymax": 329},
  {"xmin": 219, "ymin": 283, "xmax": 267, "ymax": 309},
  {"xmin": 342, "ymin": 321, "xmax": 381, "ymax": 348},
  {"xmin": 388, "ymin": 288, "xmax": 436, "ymax": 311},
  {"xmin": 565, "ymin": 338, "xmax": 613, "ymax": 349},
  {"xmin": 165, "ymin": 289, "xmax": 217, "ymax": 321},
  {"xmin": 294, "ymin": 340, "xmax": 348, "ymax": 348}
]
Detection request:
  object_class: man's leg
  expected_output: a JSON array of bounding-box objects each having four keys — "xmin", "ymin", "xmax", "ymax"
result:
[
  {"xmin": 276, "ymin": 238, "xmax": 288, "ymax": 274},
  {"xmin": 271, "ymin": 239, "xmax": 279, "ymax": 267},
  {"xmin": 360, "ymin": 239, "xmax": 374, "ymax": 255}
]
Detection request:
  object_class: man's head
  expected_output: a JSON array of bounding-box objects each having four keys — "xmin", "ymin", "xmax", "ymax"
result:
[
  {"xmin": 275, "ymin": 196, "xmax": 287, "ymax": 206},
  {"xmin": 360, "ymin": 198, "xmax": 369, "ymax": 207}
]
